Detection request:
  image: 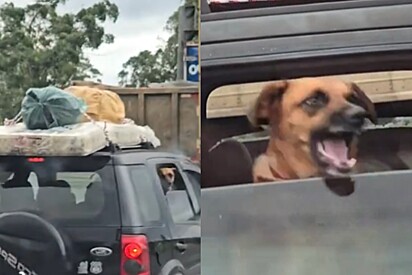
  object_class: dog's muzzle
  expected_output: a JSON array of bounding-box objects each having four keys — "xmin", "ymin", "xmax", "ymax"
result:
[{"xmin": 313, "ymin": 103, "xmax": 369, "ymax": 176}]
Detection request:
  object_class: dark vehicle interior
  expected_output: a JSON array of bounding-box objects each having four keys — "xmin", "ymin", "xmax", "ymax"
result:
[{"xmin": 0, "ymin": 156, "xmax": 109, "ymax": 219}]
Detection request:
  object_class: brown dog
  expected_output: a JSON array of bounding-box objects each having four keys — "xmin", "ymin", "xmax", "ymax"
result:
[
  {"xmin": 248, "ymin": 77, "xmax": 377, "ymax": 183},
  {"xmin": 160, "ymin": 167, "xmax": 176, "ymax": 192}
]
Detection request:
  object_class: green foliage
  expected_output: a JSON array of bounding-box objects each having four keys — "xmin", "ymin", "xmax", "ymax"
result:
[
  {"xmin": 0, "ymin": 0, "xmax": 119, "ymax": 120},
  {"xmin": 119, "ymin": 49, "xmax": 167, "ymax": 88},
  {"xmin": 118, "ymin": 0, "xmax": 198, "ymax": 87}
]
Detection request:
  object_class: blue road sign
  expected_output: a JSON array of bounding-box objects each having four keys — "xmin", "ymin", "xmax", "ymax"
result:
[{"xmin": 185, "ymin": 43, "xmax": 199, "ymax": 82}]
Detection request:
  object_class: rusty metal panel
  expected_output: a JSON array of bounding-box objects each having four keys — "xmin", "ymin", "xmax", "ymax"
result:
[
  {"xmin": 120, "ymin": 94, "xmax": 140, "ymax": 123},
  {"xmin": 145, "ymin": 93, "xmax": 174, "ymax": 151},
  {"xmin": 137, "ymin": 93, "xmax": 145, "ymax": 125},
  {"xmin": 121, "ymin": 87, "xmax": 199, "ymax": 158},
  {"xmin": 171, "ymin": 93, "xmax": 179, "ymax": 149},
  {"xmin": 202, "ymin": 171, "xmax": 412, "ymax": 275},
  {"xmin": 179, "ymin": 93, "xmax": 199, "ymax": 157}
]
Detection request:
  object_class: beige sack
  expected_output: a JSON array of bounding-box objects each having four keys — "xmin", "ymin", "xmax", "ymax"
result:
[{"xmin": 65, "ymin": 86, "xmax": 125, "ymax": 124}]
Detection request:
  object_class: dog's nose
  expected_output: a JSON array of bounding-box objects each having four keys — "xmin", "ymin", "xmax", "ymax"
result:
[
  {"xmin": 344, "ymin": 104, "xmax": 367, "ymax": 127},
  {"xmin": 330, "ymin": 104, "xmax": 368, "ymax": 130}
]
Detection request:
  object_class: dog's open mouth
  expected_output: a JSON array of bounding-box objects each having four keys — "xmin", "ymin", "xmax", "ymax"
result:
[{"xmin": 312, "ymin": 132, "xmax": 357, "ymax": 176}]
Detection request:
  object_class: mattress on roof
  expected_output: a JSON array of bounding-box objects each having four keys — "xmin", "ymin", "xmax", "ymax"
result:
[{"xmin": 0, "ymin": 120, "xmax": 161, "ymax": 156}]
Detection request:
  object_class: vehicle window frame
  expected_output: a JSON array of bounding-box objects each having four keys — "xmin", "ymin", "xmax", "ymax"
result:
[
  {"xmin": 172, "ymin": 164, "xmax": 201, "ymax": 220},
  {"xmin": 181, "ymin": 168, "xmax": 201, "ymax": 214},
  {"xmin": 148, "ymin": 159, "xmax": 200, "ymax": 225}
]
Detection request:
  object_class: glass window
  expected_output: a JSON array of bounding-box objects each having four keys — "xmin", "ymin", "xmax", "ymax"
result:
[
  {"xmin": 0, "ymin": 158, "xmax": 109, "ymax": 222},
  {"xmin": 129, "ymin": 166, "xmax": 161, "ymax": 223},
  {"xmin": 157, "ymin": 164, "xmax": 197, "ymax": 223},
  {"xmin": 185, "ymin": 170, "xmax": 201, "ymax": 201}
]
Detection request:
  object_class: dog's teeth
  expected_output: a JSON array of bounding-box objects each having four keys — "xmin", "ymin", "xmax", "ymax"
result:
[
  {"xmin": 317, "ymin": 142, "xmax": 326, "ymax": 153},
  {"xmin": 347, "ymin": 158, "xmax": 357, "ymax": 168}
]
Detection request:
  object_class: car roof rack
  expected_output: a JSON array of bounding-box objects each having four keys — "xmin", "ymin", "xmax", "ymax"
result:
[{"xmin": 100, "ymin": 141, "xmax": 155, "ymax": 153}]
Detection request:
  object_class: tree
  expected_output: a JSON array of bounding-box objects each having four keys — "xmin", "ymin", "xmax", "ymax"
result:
[
  {"xmin": 0, "ymin": 0, "xmax": 119, "ymax": 121},
  {"xmin": 118, "ymin": 0, "xmax": 198, "ymax": 87},
  {"xmin": 119, "ymin": 49, "xmax": 166, "ymax": 88}
]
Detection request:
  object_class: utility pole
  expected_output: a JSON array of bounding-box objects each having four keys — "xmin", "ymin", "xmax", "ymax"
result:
[{"xmin": 177, "ymin": 4, "xmax": 198, "ymax": 81}]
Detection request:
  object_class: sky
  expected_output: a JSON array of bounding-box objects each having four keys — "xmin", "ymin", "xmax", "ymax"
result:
[{"xmin": 1, "ymin": 0, "xmax": 182, "ymax": 85}]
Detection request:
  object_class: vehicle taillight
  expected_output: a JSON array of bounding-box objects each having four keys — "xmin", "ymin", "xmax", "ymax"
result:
[
  {"xmin": 124, "ymin": 243, "xmax": 143, "ymax": 259},
  {"xmin": 121, "ymin": 235, "xmax": 150, "ymax": 275},
  {"xmin": 27, "ymin": 157, "xmax": 45, "ymax": 163}
]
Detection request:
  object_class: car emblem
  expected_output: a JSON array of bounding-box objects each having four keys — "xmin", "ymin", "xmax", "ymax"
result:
[{"xmin": 90, "ymin": 247, "xmax": 113, "ymax": 257}]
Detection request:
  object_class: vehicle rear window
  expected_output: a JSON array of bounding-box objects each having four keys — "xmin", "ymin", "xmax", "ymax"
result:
[{"xmin": 0, "ymin": 156, "xmax": 119, "ymax": 225}]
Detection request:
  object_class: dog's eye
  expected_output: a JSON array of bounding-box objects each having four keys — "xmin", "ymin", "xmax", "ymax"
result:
[
  {"xmin": 303, "ymin": 91, "xmax": 328, "ymax": 108},
  {"xmin": 304, "ymin": 97, "xmax": 319, "ymax": 106}
]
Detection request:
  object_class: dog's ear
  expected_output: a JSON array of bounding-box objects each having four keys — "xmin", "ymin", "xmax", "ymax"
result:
[
  {"xmin": 350, "ymin": 83, "xmax": 378, "ymax": 124},
  {"xmin": 247, "ymin": 80, "xmax": 288, "ymax": 127}
]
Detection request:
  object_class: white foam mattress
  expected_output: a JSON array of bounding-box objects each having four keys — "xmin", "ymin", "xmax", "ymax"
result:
[{"xmin": 0, "ymin": 121, "xmax": 161, "ymax": 156}]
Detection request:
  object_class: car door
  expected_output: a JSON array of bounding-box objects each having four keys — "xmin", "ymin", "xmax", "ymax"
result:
[
  {"xmin": 147, "ymin": 158, "xmax": 200, "ymax": 274},
  {"xmin": 178, "ymin": 161, "xmax": 201, "ymax": 274},
  {"xmin": 202, "ymin": 171, "xmax": 412, "ymax": 274}
]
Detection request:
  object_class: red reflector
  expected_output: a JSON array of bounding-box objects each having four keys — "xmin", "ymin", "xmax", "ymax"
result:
[
  {"xmin": 121, "ymin": 235, "xmax": 150, "ymax": 275},
  {"xmin": 27, "ymin": 157, "xmax": 45, "ymax": 163},
  {"xmin": 124, "ymin": 243, "xmax": 143, "ymax": 259}
]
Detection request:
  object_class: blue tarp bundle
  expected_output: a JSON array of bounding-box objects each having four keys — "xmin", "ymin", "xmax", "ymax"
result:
[{"xmin": 20, "ymin": 86, "xmax": 87, "ymax": 130}]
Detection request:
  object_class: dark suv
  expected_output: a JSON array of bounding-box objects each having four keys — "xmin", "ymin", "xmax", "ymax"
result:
[{"xmin": 0, "ymin": 144, "xmax": 200, "ymax": 275}]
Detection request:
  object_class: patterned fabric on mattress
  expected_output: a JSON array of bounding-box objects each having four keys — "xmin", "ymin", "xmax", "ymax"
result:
[
  {"xmin": 0, "ymin": 120, "xmax": 161, "ymax": 156},
  {"xmin": 0, "ymin": 123, "xmax": 107, "ymax": 156}
]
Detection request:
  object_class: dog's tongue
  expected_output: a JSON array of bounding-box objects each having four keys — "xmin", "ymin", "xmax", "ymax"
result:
[{"xmin": 317, "ymin": 139, "xmax": 356, "ymax": 170}]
